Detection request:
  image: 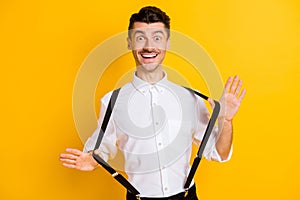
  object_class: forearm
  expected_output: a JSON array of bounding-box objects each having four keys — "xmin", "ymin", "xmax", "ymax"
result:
[{"xmin": 216, "ymin": 119, "xmax": 233, "ymax": 161}]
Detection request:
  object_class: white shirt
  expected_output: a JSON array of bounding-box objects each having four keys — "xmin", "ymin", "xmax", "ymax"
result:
[{"xmin": 84, "ymin": 73, "xmax": 232, "ymax": 197}]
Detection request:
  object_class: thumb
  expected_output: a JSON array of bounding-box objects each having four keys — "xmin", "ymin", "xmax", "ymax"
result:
[{"xmin": 208, "ymin": 98, "xmax": 215, "ymax": 109}]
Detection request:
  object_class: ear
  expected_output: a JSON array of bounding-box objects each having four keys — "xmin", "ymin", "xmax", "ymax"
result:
[
  {"xmin": 166, "ymin": 38, "xmax": 170, "ymax": 50},
  {"xmin": 127, "ymin": 37, "xmax": 132, "ymax": 50}
]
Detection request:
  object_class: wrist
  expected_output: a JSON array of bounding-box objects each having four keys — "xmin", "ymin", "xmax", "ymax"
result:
[
  {"xmin": 87, "ymin": 150, "xmax": 100, "ymax": 169},
  {"xmin": 218, "ymin": 115, "xmax": 232, "ymax": 122},
  {"xmin": 224, "ymin": 118, "xmax": 232, "ymax": 123},
  {"xmin": 223, "ymin": 119, "xmax": 233, "ymax": 128}
]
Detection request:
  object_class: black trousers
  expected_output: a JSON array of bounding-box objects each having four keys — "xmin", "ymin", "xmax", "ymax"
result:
[{"xmin": 126, "ymin": 184, "xmax": 198, "ymax": 200}]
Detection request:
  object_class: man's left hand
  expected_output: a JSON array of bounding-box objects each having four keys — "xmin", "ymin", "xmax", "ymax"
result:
[{"xmin": 221, "ymin": 75, "xmax": 246, "ymax": 121}]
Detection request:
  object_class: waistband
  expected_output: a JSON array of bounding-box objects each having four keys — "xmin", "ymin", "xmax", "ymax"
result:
[{"xmin": 126, "ymin": 184, "xmax": 197, "ymax": 200}]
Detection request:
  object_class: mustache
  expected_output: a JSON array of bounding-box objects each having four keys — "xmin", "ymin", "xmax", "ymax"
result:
[{"xmin": 139, "ymin": 49, "xmax": 160, "ymax": 54}]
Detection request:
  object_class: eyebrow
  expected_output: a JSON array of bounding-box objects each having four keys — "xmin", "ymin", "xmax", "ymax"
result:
[
  {"xmin": 153, "ymin": 30, "xmax": 165, "ymax": 35},
  {"xmin": 133, "ymin": 30, "xmax": 166, "ymax": 37},
  {"xmin": 133, "ymin": 30, "xmax": 145, "ymax": 36}
]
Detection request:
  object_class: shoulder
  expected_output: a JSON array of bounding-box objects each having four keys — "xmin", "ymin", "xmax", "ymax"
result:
[
  {"xmin": 165, "ymin": 81, "xmax": 200, "ymax": 100},
  {"xmin": 100, "ymin": 91, "xmax": 113, "ymax": 107},
  {"xmin": 100, "ymin": 82, "xmax": 132, "ymax": 106}
]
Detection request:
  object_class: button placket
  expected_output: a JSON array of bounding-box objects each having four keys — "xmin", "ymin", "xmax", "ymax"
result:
[
  {"xmin": 156, "ymin": 139, "xmax": 163, "ymax": 150},
  {"xmin": 150, "ymin": 87, "xmax": 159, "ymax": 128},
  {"xmin": 160, "ymin": 167, "xmax": 170, "ymax": 196},
  {"xmin": 150, "ymin": 86, "xmax": 158, "ymax": 106},
  {"xmin": 150, "ymin": 86, "xmax": 169, "ymax": 195},
  {"xmin": 150, "ymin": 88, "xmax": 163, "ymax": 150}
]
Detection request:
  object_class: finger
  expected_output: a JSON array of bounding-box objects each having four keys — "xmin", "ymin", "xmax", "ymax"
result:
[
  {"xmin": 230, "ymin": 75, "xmax": 239, "ymax": 94},
  {"xmin": 208, "ymin": 98, "xmax": 215, "ymax": 109},
  {"xmin": 60, "ymin": 158, "xmax": 77, "ymax": 164},
  {"xmin": 62, "ymin": 163, "xmax": 76, "ymax": 169},
  {"xmin": 66, "ymin": 148, "xmax": 82, "ymax": 156},
  {"xmin": 224, "ymin": 76, "xmax": 233, "ymax": 93},
  {"xmin": 94, "ymin": 149, "xmax": 101, "ymax": 155},
  {"xmin": 234, "ymin": 79, "xmax": 243, "ymax": 96},
  {"xmin": 238, "ymin": 89, "xmax": 246, "ymax": 102},
  {"xmin": 60, "ymin": 153, "xmax": 78, "ymax": 160}
]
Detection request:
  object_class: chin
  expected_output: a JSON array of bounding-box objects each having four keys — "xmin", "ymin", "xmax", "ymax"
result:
[{"xmin": 140, "ymin": 63, "xmax": 161, "ymax": 72}]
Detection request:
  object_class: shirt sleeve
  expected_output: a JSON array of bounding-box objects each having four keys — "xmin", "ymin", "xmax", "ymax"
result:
[
  {"xmin": 193, "ymin": 95, "xmax": 233, "ymax": 162},
  {"xmin": 83, "ymin": 91, "xmax": 118, "ymax": 162}
]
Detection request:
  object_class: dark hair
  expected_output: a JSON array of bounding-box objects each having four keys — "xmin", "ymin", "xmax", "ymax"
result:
[{"xmin": 128, "ymin": 6, "xmax": 170, "ymax": 38}]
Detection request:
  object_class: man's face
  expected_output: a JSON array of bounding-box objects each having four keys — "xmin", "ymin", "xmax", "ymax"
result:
[{"xmin": 127, "ymin": 22, "xmax": 170, "ymax": 72}]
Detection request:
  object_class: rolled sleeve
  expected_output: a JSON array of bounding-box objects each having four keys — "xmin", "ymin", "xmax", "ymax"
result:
[
  {"xmin": 202, "ymin": 128, "xmax": 233, "ymax": 162},
  {"xmin": 193, "ymin": 95, "xmax": 233, "ymax": 162}
]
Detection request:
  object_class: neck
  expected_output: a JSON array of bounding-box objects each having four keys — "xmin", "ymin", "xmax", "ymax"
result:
[{"xmin": 136, "ymin": 68, "xmax": 164, "ymax": 84}]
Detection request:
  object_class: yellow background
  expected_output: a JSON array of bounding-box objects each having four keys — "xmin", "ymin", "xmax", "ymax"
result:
[{"xmin": 1, "ymin": 0, "xmax": 300, "ymax": 199}]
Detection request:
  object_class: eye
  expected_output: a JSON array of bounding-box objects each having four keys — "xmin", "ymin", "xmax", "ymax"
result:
[
  {"xmin": 136, "ymin": 36, "xmax": 145, "ymax": 41},
  {"xmin": 154, "ymin": 36, "xmax": 161, "ymax": 41}
]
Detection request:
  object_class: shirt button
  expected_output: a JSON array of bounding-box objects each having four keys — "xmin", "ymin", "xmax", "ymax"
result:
[
  {"xmin": 155, "ymin": 122, "xmax": 159, "ymax": 125},
  {"xmin": 164, "ymin": 187, "xmax": 168, "ymax": 191},
  {"xmin": 158, "ymin": 142, "xmax": 162, "ymax": 146}
]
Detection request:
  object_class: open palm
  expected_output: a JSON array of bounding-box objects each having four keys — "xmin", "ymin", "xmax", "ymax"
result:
[
  {"xmin": 59, "ymin": 148, "xmax": 99, "ymax": 171},
  {"xmin": 221, "ymin": 76, "xmax": 246, "ymax": 121}
]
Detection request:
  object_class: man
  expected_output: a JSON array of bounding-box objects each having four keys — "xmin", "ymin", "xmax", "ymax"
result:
[{"xmin": 60, "ymin": 6, "xmax": 246, "ymax": 200}]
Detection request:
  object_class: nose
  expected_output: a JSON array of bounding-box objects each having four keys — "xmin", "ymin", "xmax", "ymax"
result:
[{"xmin": 144, "ymin": 38, "xmax": 155, "ymax": 49}]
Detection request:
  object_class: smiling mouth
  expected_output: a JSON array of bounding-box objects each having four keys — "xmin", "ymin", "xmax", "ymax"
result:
[{"xmin": 140, "ymin": 53, "xmax": 158, "ymax": 59}]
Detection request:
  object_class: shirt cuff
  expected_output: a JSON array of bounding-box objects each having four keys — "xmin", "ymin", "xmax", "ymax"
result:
[{"xmin": 205, "ymin": 145, "xmax": 233, "ymax": 162}]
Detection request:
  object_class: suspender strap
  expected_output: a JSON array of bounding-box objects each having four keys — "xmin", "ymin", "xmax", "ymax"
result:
[
  {"xmin": 92, "ymin": 88, "xmax": 140, "ymax": 197},
  {"xmin": 92, "ymin": 87, "xmax": 220, "ymax": 198},
  {"xmin": 92, "ymin": 152, "xmax": 140, "ymax": 196},
  {"xmin": 183, "ymin": 88, "xmax": 220, "ymax": 190},
  {"xmin": 94, "ymin": 88, "xmax": 120, "ymax": 150}
]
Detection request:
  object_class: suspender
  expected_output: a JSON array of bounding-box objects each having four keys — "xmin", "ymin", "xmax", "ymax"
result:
[
  {"xmin": 92, "ymin": 87, "xmax": 220, "ymax": 199},
  {"xmin": 183, "ymin": 88, "xmax": 220, "ymax": 192},
  {"xmin": 92, "ymin": 88, "xmax": 141, "ymax": 198}
]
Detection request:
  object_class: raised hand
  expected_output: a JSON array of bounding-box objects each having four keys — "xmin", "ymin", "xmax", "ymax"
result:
[
  {"xmin": 221, "ymin": 76, "xmax": 246, "ymax": 121},
  {"xmin": 59, "ymin": 148, "xmax": 99, "ymax": 171}
]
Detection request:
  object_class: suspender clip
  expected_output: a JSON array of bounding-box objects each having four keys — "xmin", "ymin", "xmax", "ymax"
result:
[
  {"xmin": 184, "ymin": 188, "xmax": 189, "ymax": 197},
  {"xmin": 112, "ymin": 172, "xmax": 119, "ymax": 178},
  {"xmin": 136, "ymin": 194, "xmax": 141, "ymax": 200}
]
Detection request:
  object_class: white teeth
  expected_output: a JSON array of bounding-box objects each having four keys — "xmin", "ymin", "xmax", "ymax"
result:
[{"xmin": 141, "ymin": 54, "xmax": 157, "ymax": 58}]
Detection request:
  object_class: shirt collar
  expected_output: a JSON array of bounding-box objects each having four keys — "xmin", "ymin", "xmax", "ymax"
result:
[{"xmin": 132, "ymin": 72, "xmax": 168, "ymax": 95}]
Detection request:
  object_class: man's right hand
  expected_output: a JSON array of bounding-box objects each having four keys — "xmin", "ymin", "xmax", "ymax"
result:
[{"xmin": 59, "ymin": 148, "xmax": 99, "ymax": 171}]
